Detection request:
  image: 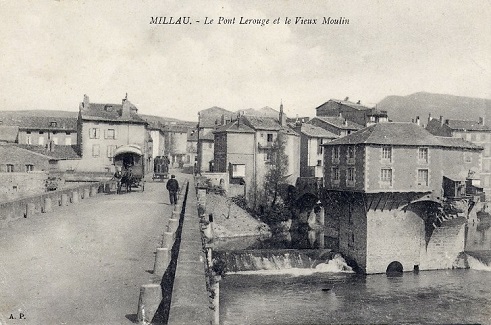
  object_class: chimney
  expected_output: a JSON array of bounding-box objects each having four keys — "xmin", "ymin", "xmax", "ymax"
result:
[
  {"xmin": 416, "ymin": 116, "xmax": 420, "ymax": 126},
  {"xmin": 439, "ymin": 115, "xmax": 443, "ymax": 125},
  {"xmin": 445, "ymin": 119, "xmax": 449, "ymax": 125},
  {"xmin": 121, "ymin": 96, "xmax": 131, "ymax": 118},
  {"xmin": 279, "ymin": 101, "xmax": 286, "ymax": 126},
  {"xmin": 80, "ymin": 94, "xmax": 90, "ymax": 111},
  {"xmin": 479, "ymin": 117, "xmax": 485, "ymax": 125},
  {"xmin": 427, "ymin": 113, "xmax": 432, "ymax": 124},
  {"xmin": 220, "ymin": 114, "xmax": 225, "ymax": 125},
  {"xmin": 356, "ymin": 100, "xmax": 361, "ymax": 104},
  {"xmin": 344, "ymin": 119, "xmax": 348, "ymax": 126}
]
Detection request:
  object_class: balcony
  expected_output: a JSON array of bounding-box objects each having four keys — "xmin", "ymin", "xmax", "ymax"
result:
[{"xmin": 258, "ymin": 142, "xmax": 277, "ymax": 150}]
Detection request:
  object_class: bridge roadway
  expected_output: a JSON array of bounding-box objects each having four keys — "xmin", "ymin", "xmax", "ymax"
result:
[{"xmin": 0, "ymin": 173, "xmax": 184, "ymax": 324}]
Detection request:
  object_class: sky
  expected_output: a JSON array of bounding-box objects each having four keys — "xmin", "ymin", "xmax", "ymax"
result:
[{"xmin": 0, "ymin": 0, "xmax": 489, "ymax": 121}]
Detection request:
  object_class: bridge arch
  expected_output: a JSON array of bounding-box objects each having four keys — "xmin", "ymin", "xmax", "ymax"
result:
[{"xmin": 386, "ymin": 261, "xmax": 403, "ymax": 275}]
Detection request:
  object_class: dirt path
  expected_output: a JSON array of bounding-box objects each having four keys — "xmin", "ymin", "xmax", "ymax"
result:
[{"xmin": 0, "ymin": 173, "xmax": 186, "ymax": 325}]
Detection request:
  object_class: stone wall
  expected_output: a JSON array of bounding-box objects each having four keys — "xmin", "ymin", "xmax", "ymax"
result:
[{"xmin": 0, "ymin": 172, "xmax": 47, "ymax": 202}]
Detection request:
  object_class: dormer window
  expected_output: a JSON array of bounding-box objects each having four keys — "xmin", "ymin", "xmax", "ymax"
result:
[
  {"xmin": 49, "ymin": 121, "xmax": 57, "ymax": 127},
  {"xmin": 104, "ymin": 105, "xmax": 113, "ymax": 112}
]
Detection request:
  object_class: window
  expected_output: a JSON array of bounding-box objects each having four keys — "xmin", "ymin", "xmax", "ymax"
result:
[
  {"xmin": 332, "ymin": 146, "xmax": 340, "ymax": 163},
  {"xmin": 66, "ymin": 132, "xmax": 71, "ymax": 136},
  {"xmin": 347, "ymin": 167, "xmax": 355, "ymax": 186},
  {"xmin": 50, "ymin": 121, "xmax": 57, "ymax": 127},
  {"xmin": 418, "ymin": 148, "xmax": 428, "ymax": 163},
  {"xmin": 331, "ymin": 167, "xmax": 340, "ymax": 182},
  {"xmin": 267, "ymin": 134, "xmax": 273, "ymax": 143},
  {"xmin": 347, "ymin": 146, "xmax": 355, "ymax": 164},
  {"xmin": 382, "ymin": 146, "xmax": 392, "ymax": 162},
  {"xmin": 317, "ymin": 160, "xmax": 322, "ymax": 166},
  {"xmin": 417, "ymin": 169, "xmax": 429, "ymax": 186},
  {"xmin": 6, "ymin": 164, "xmax": 14, "ymax": 172},
  {"xmin": 107, "ymin": 145, "xmax": 117, "ymax": 158},
  {"xmin": 105, "ymin": 129, "xmax": 116, "ymax": 139},
  {"xmin": 232, "ymin": 164, "xmax": 246, "ymax": 178},
  {"xmin": 65, "ymin": 138, "xmax": 72, "ymax": 145},
  {"xmin": 92, "ymin": 144, "xmax": 100, "ymax": 157},
  {"xmin": 25, "ymin": 164, "xmax": 34, "ymax": 172},
  {"xmin": 317, "ymin": 138, "xmax": 324, "ymax": 155},
  {"xmin": 89, "ymin": 128, "xmax": 100, "ymax": 139},
  {"xmin": 26, "ymin": 135, "xmax": 31, "ymax": 145},
  {"xmin": 381, "ymin": 168, "xmax": 393, "ymax": 186}
]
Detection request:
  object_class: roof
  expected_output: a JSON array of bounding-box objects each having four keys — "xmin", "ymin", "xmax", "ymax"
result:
[
  {"xmin": 444, "ymin": 119, "xmax": 491, "ymax": 131},
  {"xmin": 311, "ymin": 116, "xmax": 364, "ymax": 130},
  {"xmin": 187, "ymin": 129, "xmax": 199, "ymax": 141},
  {"xmin": 200, "ymin": 130, "xmax": 215, "ymax": 141},
  {"xmin": 436, "ymin": 136, "xmax": 483, "ymax": 150},
  {"xmin": 300, "ymin": 124, "xmax": 338, "ymax": 138},
  {"xmin": 213, "ymin": 119, "xmax": 255, "ymax": 134},
  {"xmin": 162, "ymin": 124, "xmax": 190, "ymax": 133},
  {"xmin": 316, "ymin": 99, "xmax": 374, "ymax": 111},
  {"xmin": 324, "ymin": 123, "xmax": 444, "ymax": 147},
  {"xmin": 198, "ymin": 106, "xmax": 234, "ymax": 128},
  {"xmin": 81, "ymin": 101, "xmax": 147, "ymax": 124},
  {"xmin": 0, "ymin": 126, "xmax": 19, "ymax": 142},
  {"xmin": 0, "ymin": 115, "xmax": 77, "ymax": 130},
  {"xmin": 15, "ymin": 144, "xmax": 81, "ymax": 160}
]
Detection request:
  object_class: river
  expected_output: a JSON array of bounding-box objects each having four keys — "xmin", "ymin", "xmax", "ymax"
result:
[{"xmin": 218, "ymin": 222, "xmax": 491, "ymax": 324}]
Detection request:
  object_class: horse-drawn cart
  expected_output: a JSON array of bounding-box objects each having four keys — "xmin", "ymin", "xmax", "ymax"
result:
[
  {"xmin": 152, "ymin": 156, "xmax": 169, "ymax": 181},
  {"xmin": 113, "ymin": 144, "xmax": 145, "ymax": 193}
]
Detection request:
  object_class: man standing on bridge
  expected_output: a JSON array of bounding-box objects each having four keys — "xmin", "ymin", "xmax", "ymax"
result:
[{"xmin": 166, "ymin": 174, "xmax": 179, "ymax": 205}]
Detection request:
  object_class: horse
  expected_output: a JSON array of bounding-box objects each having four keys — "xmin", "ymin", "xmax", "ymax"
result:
[{"xmin": 118, "ymin": 169, "xmax": 133, "ymax": 193}]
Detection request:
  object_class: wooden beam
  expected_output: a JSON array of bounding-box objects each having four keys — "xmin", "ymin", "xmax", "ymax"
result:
[
  {"xmin": 374, "ymin": 192, "xmax": 384, "ymax": 211},
  {"xmin": 381, "ymin": 192, "xmax": 391, "ymax": 212}
]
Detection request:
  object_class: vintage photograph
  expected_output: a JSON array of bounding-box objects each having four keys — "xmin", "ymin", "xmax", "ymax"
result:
[{"xmin": 0, "ymin": 0, "xmax": 490, "ymax": 324}]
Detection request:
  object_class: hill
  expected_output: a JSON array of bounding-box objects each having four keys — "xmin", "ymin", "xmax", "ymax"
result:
[{"xmin": 378, "ymin": 92, "xmax": 491, "ymax": 124}]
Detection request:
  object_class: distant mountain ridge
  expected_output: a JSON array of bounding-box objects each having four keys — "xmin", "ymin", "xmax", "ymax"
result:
[{"xmin": 378, "ymin": 92, "xmax": 491, "ymax": 125}]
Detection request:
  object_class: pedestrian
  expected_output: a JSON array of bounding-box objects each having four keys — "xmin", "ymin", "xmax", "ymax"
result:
[{"xmin": 166, "ymin": 174, "xmax": 179, "ymax": 205}]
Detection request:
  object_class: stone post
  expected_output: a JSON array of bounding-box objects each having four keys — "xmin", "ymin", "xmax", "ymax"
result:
[
  {"xmin": 168, "ymin": 218, "xmax": 179, "ymax": 233},
  {"xmin": 136, "ymin": 284, "xmax": 162, "ymax": 323},
  {"xmin": 26, "ymin": 203, "xmax": 35, "ymax": 218},
  {"xmin": 162, "ymin": 231, "xmax": 174, "ymax": 249},
  {"xmin": 153, "ymin": 247, "xmax": 170, "ymax": 277},
  {"xmin": 71, "ymin": 191, "xmax": 79, "ymax": 203},
  {"xmin": 61, "ymin": 194, "xmax": 68, "ymax": 206},
  {"xmin": 42, "ymin": 197, "xmax": 53, "ymax": 213}
]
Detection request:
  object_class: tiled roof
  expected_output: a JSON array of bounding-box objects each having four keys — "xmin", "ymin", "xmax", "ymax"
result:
[
  {"xmin": 444, "ymin": 119, "xmax": 491, "ymax": 131},
  {"xmin": 81, "ymin": 102, "xmax": 147, "ymax": 124},
  {"xmin": 0, "ymin": 126, "xmax": 19, "ymax": 142},
  {"xmin": 213, "ymin": 119, "xmax": 255, "ymax": 134},
  {"xmin": 162, "ymin": 124, "xmax": 190, "ymax": 133},
  {"xmin": 436, "ymin": 136, "xmax": 483, "ymax": 150},
  {"xmin": 243, "ymin": 115, "xmax": 281, "ymax": 130},
  {"xmin": 187, "ymin": 129, "xmax": 199, "ymax": 141},
  {"xmin": 316, "ymin": 99, "xmax": 374, "ymax": 111},
  {"xmin": 311, "ymin": 116, "xmax": 364, "ymax": 130},
  {"xmin": 0, "ymin": 116, "xmax": 77, "ymax": 130},
  {"xmin": 325, "ymin": 123, "xmax": 444, "ymax": 146},
  {"xmin": 198, "ymin": 106, "xmax": 234, "ymax": 128},
  {"xmin": 14, "ymin": 144, "xmax": 81, "ymax": 160},
  {"xmin": 300, "ymin": 124, "xmax": 338, "ymax": 138}
]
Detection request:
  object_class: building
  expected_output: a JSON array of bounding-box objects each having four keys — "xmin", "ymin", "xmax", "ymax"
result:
[
  {"xmin": 76, "ymin": 94, "xmax": 149, "ymax": 173},
  {"xmin": 426, "ymin": 116, "xmax": 491, "ymax": 198},
  {"xmin": 214, "ymin": 105, "xmax": 300, "ymax": 199},
  {"xmin": 186, "ymin": 129, "xmax": 198, "ymax": 168},
  {"xmin": 316, "ymin": 98, "xmax": 388, "ymax": 126},
  {"xmin": 0, "ymin": 115, "xmax": 77, "ymax": 146},
  {"xmin": 0, "ymin": 126, "xmax": 19, "ymax": 143},
  {"xmin": 322, "ymin": 122, "xmax": 483, "ymax": 274},
  {"xmin": 197, "ymin": 106, "xmax": 234, "ymax": 173},
  {"xmin": 146, "ymin": 120, "xmax": 166, "ymax": 162},
  {"xmin": 308, "ymin": 116, "xmax": 363, "ymax": 137},
  {"xmin": 162, "ymin": 124, "xmax": 189, "ymax": 167},
  {"xmin": 294, "ymin": 123, "xmax": 338, "ymax": 178}
]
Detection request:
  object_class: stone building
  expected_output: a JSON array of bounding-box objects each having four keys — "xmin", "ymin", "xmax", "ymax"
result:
[
  {"xmin": 426, "ymin": 116, "xmax": 491, "ymax": 198},
  {"xmin": 76, "ymin": 94, "xmax": 149, "ymax": 173},
  {"xmin": 322, "ymin": 122, "xmax": 483, "ymax": 274},
  {"xmin": 308, "ymin": 116, "xmax": 363, "ymax": 137},
  {"xmin": 315, "ymin": 98, "xmax": 388, "ymax": 127}
]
